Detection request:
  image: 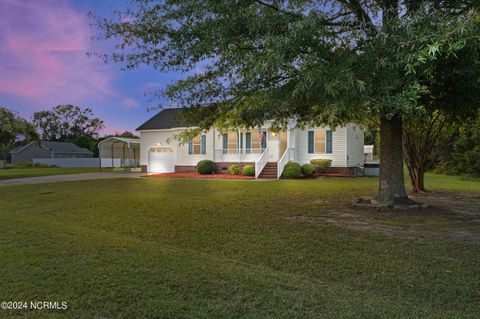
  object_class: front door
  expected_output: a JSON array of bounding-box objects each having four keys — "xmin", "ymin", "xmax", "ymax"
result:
[
  {"xmin": 268, "ymin": 131, "xmax": 287, "ymax": 162},
  {"xmin": 268, "ymin": 132, "xmax": 279, "ymax": 161}
]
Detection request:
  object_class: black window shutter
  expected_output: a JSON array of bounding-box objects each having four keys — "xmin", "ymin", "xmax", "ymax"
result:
[{"xmin": 308, "ymin": 131, "xmax": 314, "ymax": 153}]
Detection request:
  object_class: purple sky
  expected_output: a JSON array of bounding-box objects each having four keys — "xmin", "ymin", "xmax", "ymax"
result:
[{"xmin": 0, "ymin": 0, "xmax": 177, "ymax": 135}]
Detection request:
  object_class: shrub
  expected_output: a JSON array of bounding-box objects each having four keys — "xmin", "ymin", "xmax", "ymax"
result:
[
  {"xmin": 229, "ymin": 164, "xmax": 240, "ymax": 175},
  {"xmin": 242, "ymin": 165, "xmax": 255, "ymax": 176},
  {"xmin": 282, "ymin": 161, "xmax": 302, "ymax": 178},
  {"xmin": 196, "ymin": 160, "xmax": 215, "ymax": 174},
  {"xmin": 310, "ymin": 159, "xmax": 332, "ymax": 173},
  {"xmin": 451, "ymin": 130, "xmax": 480, "ymax": 177},
  {"xmin": 301, "ymin": 163, "xmax": 316, "ymax": 177}
]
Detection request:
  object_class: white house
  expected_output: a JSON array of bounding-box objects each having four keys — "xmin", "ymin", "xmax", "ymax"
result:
[{"xmin": 137, "ymin": 108, "xmax": 364, "ymax": 178}]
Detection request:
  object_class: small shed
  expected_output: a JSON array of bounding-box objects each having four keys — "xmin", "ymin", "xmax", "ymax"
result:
[
  {"xmin": 98, "ymin": 137, "xmax": 140, "ymax": 168},
  {"xmin": 364, "ymin": 145, "xmax": 375, "ymax": 163}
]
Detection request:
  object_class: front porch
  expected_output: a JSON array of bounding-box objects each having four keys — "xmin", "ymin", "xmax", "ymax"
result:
[{"xmin": 211, "ymin": 128, "xmax": 293, "ymax": 178}]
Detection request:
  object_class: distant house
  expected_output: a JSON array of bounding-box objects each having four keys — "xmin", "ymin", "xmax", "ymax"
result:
[{"xmin": 9, "ymin": 141, "xmax": 93, "ymax": 165}]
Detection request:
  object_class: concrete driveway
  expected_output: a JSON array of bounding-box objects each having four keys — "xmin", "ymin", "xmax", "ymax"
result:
[{"xmin": 0, "ymin": 171, "xmax": 143, "ymax": 187}]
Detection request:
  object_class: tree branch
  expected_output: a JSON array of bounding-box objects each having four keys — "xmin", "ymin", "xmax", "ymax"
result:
[{"xmin": 335, "ymin": 0, "xmax": 377, "ymax": 34}]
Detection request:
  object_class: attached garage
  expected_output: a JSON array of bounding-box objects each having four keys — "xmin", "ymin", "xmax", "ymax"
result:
[{"xmin": 148, "ymin": 147, "xmax": 175, "ymax": 173}]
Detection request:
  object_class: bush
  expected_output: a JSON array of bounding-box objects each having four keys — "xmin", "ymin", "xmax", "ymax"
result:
[
  {"xmin": 451, "ymin": 130, "xmax": 480, "ymax": 177},
  {"xmin": 282, "ymin": 161, "xmax": 302, "ymax": 178},
  {"xmin": 310, "ymin": 159, "xmax": 332, "ymax": 173},
  {"xmin": 229, "ymin": 164, "xmax": 240, "ymax": 175},
  {"xmin": 196, "ymin": 160, "xmax": 215, "ymax": 174},
  {"xmin": 242, "ymin": 165, "xmax": 255, "ymax": 176},
  {"xmin": 301, "ymin": 163, "xmax": 316, "ymax": 177}
]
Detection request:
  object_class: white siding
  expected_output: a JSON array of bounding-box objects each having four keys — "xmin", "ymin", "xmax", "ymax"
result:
[
  {"xmin": 140, "ymin": 130, "xmax": 179, "ymax": 166},
  {"xmin": 140, "ymin": 124, "xmax": 362, "ymax": 168},
  {"xmin": 294, "ymin": 126, "xmax": 348, "ymax": 167},
  {"xmin": 346, "ymin": 124, "xmax": 365, "ymax": 167},
  {"xmin": 176, "ymin": 129, "xmax": 214, "ymax": 165},
  {"xmin": 140, "ymin": 129, "xmax": 215, "ymax": 167}
]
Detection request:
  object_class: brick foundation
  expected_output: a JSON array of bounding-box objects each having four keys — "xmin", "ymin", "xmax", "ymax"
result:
[
  {"xmin": 323, "ymin": 167, "xmax": 361, "ymax": 177},
  {"xmin": 171, "ymin": 164, "xmax": 361, "ymax": 176},
  {"xmin": 214, "ymin": 162, "xmax": 254, "ymax": 174},
  {"xmin": 174, "ymin": 163, "xmax": 255, "ymax": 174},
  {"xmin": 175, "ymin": 165, "xmax": 197, "ymax": 173}
]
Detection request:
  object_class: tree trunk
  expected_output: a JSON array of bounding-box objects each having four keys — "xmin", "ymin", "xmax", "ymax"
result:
[
  {"xmin": 407, "ymin": 163, "xmax": 427, "ymax": 193},
  {"xmin": 377, "ymin": 115, "xmax": 409, "ymax": 205},
  {"xmin": 415, "ymin": 167, "xmax": 426, "ymax": 192}
]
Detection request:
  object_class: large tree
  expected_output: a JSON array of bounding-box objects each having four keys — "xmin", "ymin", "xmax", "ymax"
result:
[
  {"xmin": 97, "ymin": 0, "xmax": 480, "ymax": 205},
  {"xmin": 0, "ymin": 107, "xmax": 38, "ymax": 159},
  {"xmin": 33, "ymin": 105, "xmax": 104, "ymax": 141}
]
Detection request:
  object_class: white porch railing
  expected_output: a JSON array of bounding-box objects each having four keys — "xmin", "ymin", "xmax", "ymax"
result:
[
  {"xmin": 277, "ymin": 148, "xmax": 293, "ymax": 179},
  {"xmin": 255, "ymin": 148, "xmax": 269, "ymax": 178},
  {"xmin": 215, "ymin": 148, "xmax": 264, "ymax": 163}
]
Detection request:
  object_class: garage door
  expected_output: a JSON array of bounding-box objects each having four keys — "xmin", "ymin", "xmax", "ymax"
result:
[{"xmin": 148, "ymin": 147, "xmax": 175, "ymax": 173}]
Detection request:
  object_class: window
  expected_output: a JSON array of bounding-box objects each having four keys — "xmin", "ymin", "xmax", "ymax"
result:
[
  {"xmin": 188, "ymin": 135, "xmax": 206, "ymax": 155},
  {"xmin": 150, "ymin": 147, "xmax": 173, "ymax": 153},
  {"xmin": 222, "ymin": 132, "xmax": 237, "ymax": 154},
  {"xmin": 308, "ymin": 130, "xmax": 332, "ymax": 154},
  {"xmin": 314, "ymin": 131, "xmax": 326, "ymax": 153}
]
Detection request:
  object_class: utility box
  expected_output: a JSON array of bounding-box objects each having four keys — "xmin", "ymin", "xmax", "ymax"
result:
[{"xmin": 363, "ymin": 162, "xmax": 379, "ymax": 176}]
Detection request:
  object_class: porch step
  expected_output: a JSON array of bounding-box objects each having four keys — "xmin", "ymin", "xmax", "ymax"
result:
[{"xmin": 258, "ymin": 162, "xmax": 278, "ymax": 179}]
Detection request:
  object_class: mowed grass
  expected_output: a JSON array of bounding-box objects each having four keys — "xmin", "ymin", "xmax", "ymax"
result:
[
  {"xmin": 0, "ymin": 167, "xmax": 104, "ymax": 180},
  {"xmin": 0, "ymin": 174, "xmax": 479, "ymax": 318}
]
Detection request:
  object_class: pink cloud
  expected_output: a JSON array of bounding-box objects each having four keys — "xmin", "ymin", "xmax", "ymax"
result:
[
  {"xmin": 121, "ymin": 98, "xmax": 139, "ymax": 108},
  {"xmin": 101, "ymin": 123, "xmax": 134, "ymax": 136},
  {"xmin": 0, "ymin": 0, "xmax": 115, "ymax": 108}
]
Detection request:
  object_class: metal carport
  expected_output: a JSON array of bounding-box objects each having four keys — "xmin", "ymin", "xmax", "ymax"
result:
[{"xmin": 97, "ymin": 137, "xmax": 140, "ymax": 168}]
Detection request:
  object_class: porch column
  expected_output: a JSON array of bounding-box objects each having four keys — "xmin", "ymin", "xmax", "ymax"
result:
[
  {"xmin": 237, "ymin": 129, "xmax": 241, "ymax": 163},
  {"xmin": 289, "ymin": 129, "xmax": 296, "ymax": 161},
  {"xmin": 212, "ymin": 128, "xmax": 216, "ymax": 162},
  {"xmin": 286, "ymin": 127, "xmax": 290, "ymax": 150},
  {"xmin": 266, "ymin": 128, "xmax": 269, "ymax": 150}
]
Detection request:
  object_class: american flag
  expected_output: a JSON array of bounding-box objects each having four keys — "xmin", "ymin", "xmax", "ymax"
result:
[{"xmin": 258, "ymin": 128, "xmax": 264, "ymax": 147}]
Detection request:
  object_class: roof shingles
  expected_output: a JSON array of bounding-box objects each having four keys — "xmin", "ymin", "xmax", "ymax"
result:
[{"xmin": 136, "ymin": 108, "xmax": 187, "ymax": 131}]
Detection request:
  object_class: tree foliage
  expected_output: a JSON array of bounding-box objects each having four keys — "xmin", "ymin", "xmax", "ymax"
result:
[
  {"xmin": 33, "ymin": 105, "xmax": 104, "ymax": 141},
  {"xmin": 0, "ymin": 107, "xmax": 38, "ymax": 159},
  {"xmin": 97, "ymin": 1, "xmax": 480, "ymax": 127},
  {"xmin": 96, "ymin": 0, "xmax": 480, "ymax": 204},
  {"xmin": 451, "ymin": 127, "xmax": 480, "ymax": 177}
]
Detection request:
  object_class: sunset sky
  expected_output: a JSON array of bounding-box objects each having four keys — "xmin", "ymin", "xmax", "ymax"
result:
[{"xmin": 0, "ymin": 0, "xmax": 177, "ymax": 135}]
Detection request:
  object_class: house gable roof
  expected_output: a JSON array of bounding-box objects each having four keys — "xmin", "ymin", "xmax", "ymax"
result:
[
  {"xmin": 136, "ymin": 108, "xmax": 188, "ymax": 131},
  {"xmin": 41, "ymin": 141, "xmax": 92, "ymax": 154},
  {"xmin": 10, "ymin": 141, "xmax": 92, "ymax": 154}
]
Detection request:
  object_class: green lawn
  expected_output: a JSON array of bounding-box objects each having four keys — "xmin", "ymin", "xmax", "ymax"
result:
[
  {"xmin": 0, "ymin": 174, "xmax": 479, "ymax": 318},
  {"xmin": 0, "ymin": 167, "xmax": 104, "ymax": 180}
]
